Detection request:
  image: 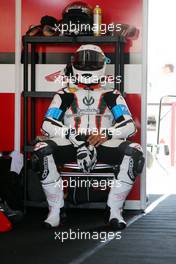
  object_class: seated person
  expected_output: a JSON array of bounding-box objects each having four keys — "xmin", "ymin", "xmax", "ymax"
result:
[{"xmin": 32, "ymin": 44, "xmax": 144, "ymax": 230}]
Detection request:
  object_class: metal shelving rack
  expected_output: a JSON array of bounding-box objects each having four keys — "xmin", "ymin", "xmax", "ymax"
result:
[{"xmin": 22, "ymin": 35, "xmax": 126, "ymax": 208}]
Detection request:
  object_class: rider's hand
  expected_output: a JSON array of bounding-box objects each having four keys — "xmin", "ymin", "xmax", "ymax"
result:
[{"xmin": 87, "ymin": 132, "xmax": 108, "ymax": 147}]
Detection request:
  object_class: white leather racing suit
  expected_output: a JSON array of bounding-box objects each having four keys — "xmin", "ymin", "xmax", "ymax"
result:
[
  {"xmin": 42, "ymin": 84, "xmax": 136, "ymax": 144},
  {"xmin": 33, "ymin": 83, "xmax": 144, "ymax": 228}
]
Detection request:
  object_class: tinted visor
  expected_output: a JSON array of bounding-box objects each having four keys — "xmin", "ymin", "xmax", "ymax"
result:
[{"xmin": 73, "ymin": 50, "xmax": 105, "ymax": 71}]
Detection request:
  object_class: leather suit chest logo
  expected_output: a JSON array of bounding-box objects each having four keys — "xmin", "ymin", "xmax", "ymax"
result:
[{"xmin": 83, "ymin": 96, "xmax": 95, "ymax": 106}]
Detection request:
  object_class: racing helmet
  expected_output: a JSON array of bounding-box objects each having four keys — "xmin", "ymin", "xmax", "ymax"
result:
[
  {"xmin": 72, "ymin": 44, "xmax": 106, "ymax": 84},
  {"xmin": 62, "ymin": 1, "xmax": 93, "ymax": 36}
]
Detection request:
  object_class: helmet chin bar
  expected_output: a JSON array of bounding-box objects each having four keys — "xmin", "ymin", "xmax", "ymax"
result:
[
  {"xmin": 72, "ymin": 44, "xmax": 106, "ymax": 85},
  {"xmin": 72, "ymin": 65, "xmax": 106, "ymax": 85}
]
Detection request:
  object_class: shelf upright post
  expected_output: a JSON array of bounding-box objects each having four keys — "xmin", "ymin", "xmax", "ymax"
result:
[
  {"xmin": 23, "ymin": 38, "xmax": 28, "ymax": 212},
  {"xmin": 31, "ymin": 44, "xmax": 36, "ymax": 140},
  {"xmin": 114, "ymin": 39, "xmax": 119, "ymax": 91},
  {"xmin": 119, "ymin": 41, "xmax": 125, "ymax": 95}
]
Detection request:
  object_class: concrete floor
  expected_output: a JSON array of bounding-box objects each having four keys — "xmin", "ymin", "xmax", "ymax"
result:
[{"xmin": 147, "ymin": 156, "xmax": 176, "ymax": 194}]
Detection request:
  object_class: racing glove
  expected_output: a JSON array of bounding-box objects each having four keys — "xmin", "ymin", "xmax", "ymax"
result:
[
  {"xmin": 66, "ymin": 129, "xmax": 86, "ymax": 148},
  {"xmin": 77, "ymin": 145, "xmax": 97, "ymax": 173}
]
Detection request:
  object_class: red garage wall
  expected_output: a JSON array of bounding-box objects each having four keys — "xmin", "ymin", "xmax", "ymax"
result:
[
  {"xmin": 0, "ymin": 0, "xmax": 15, "ymax": 53},
  {"xmin": 0, "ymin": 94, "xmax": 15, "ymax": 151},
  {"xmin": 0, "ymin": 0, "xmax": 15, "ymax": 152}
]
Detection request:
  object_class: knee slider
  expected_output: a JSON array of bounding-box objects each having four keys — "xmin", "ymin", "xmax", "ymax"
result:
[
  {"xmin": 125, "ymin": 143, "xmax": 145, "ymax": 177},
  {"xmin": 31, "ymin": 152, "xmax": 49, "ymax": 181},
  {"xmin": 33, "ymin": 140, "xmax": 57, "ymax": 157},
  {"xmin": 31, "ymin": 140, "xmax": 57, "ymax": 180}
]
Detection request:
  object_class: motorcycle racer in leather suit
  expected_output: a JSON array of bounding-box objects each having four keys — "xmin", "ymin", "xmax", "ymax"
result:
[{"xmin": 32, "ymin": 44, "xmax": 145, "ymax": 230}]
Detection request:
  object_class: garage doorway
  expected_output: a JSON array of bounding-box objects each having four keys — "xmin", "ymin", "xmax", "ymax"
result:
[{"xmin": 147, "ymin": 0, "xmax": 176, "ymax": 194}]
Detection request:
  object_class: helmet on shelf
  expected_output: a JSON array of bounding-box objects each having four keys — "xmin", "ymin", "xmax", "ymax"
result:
[
  {"xmin": 72, "ymin": 44, "xmax": 106, "ymax": 84},
  {"xmin": 62, "ymin": 1, "xmax": 93, "ymax": 36}
]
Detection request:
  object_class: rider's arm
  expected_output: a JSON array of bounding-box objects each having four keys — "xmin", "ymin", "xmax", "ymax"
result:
[
  {"xmin": 103, "ymin": 91, "xmax": 137, "ymax": 139},
  {"xmin": 41, "ymin": 90, "xmax": 74, "ymax": 138}
]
